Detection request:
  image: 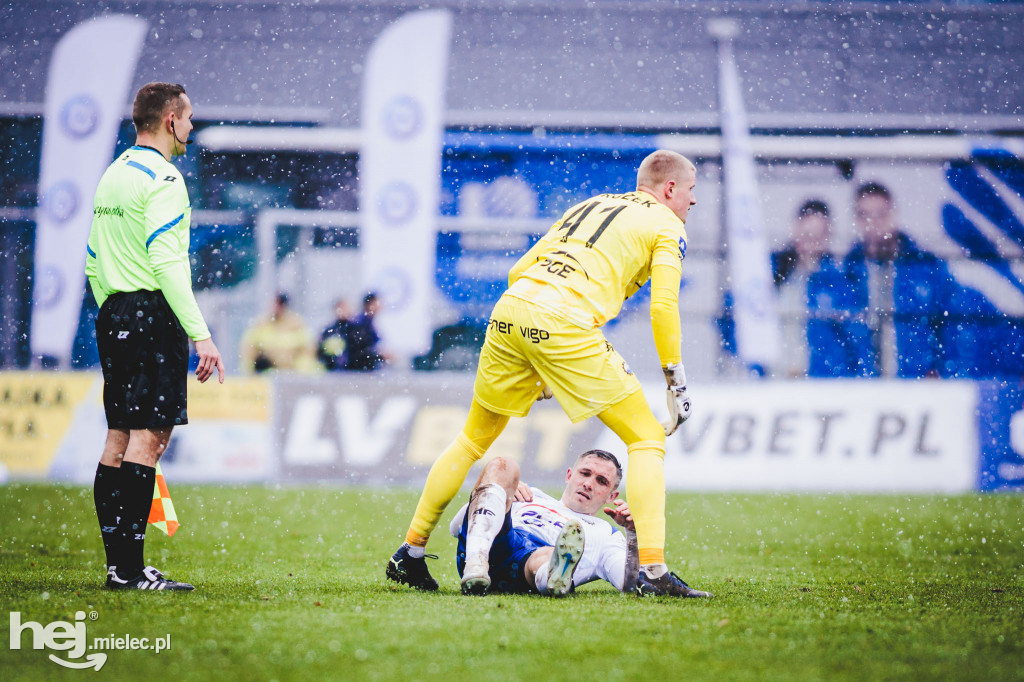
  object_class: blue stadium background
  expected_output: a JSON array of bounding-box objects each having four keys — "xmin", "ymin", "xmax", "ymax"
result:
[{"xmin": 1, "ymin": 0, "xmax": 1023, "ymax": 380}]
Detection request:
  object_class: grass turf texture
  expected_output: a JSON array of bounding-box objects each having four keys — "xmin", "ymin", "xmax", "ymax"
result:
[{"xmin": 1, "ymin": 485, "xmax": 1021, "ymax": 681}]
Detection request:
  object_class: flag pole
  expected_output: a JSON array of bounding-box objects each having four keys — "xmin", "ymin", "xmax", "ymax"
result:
[{"xmin": 708, "ymin": 18, "xmax": 781, "ymax": 375}]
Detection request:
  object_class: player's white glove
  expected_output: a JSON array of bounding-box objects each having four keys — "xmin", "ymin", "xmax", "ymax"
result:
[{"xmin": 661, "ymin": 362, "xmax": 692, "ymax": 436}]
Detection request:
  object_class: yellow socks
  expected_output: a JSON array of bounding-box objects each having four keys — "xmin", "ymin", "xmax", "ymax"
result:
[
  {"xmin": 598, "ymin": 390, "xmax": 668, "ymax": 567},
  {"xmin": 626, "ymin": 440, "xmax": 667, "ymax": 566},
  {"xmin": 405, "ymin": 433, "xmax": 484, "ymax": 545}
]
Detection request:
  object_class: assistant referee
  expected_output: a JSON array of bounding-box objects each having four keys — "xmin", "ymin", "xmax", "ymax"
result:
[{"xmin": 86, "ymin": 82, "xmax": 224, "ymax": 591}]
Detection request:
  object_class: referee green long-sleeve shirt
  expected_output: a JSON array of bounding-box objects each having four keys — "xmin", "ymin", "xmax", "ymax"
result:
[{"xmin": 85, "ymin": 145, "xmax": 210, "ymax": 341}]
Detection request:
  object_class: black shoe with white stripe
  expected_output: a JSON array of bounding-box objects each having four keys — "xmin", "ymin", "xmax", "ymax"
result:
[
  {"xmin": 635, "ymin": 570, "xmax": 712, "ymax": 598},
  {"xmin": 386, "ymin": 545, "xmax": 439, "ymax": 591},
  {"xmin": 105, "ymin": 565, "xmax": 195, "ymax": 591}
]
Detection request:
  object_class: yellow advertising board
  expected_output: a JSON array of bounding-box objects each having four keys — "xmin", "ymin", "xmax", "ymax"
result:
[
  {"xmin": 0, "ymin": 372, "xmax": 99, "ymax": 474},
  {"xmin": 187, "ymin": 376, "xmax": 270, "ymax": 421},
  {"xmin": 0, "ymin": 372, "xmax": 272, "ymax": 478}
]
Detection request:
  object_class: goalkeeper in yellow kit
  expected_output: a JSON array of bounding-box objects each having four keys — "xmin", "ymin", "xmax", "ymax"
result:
[{"xmin": 387, "ymin": 150, "xmax": 708, "ymax": 597}]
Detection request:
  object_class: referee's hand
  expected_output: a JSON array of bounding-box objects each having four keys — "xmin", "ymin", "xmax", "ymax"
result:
[{"xmin": 194, "ymin": 337, "xmax": 225, "ymax": 384}]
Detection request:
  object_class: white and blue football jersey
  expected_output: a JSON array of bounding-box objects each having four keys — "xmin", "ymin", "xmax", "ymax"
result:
[{"xmin": 450, "ymin": 487, "xmax": 628, "ymax": 591}]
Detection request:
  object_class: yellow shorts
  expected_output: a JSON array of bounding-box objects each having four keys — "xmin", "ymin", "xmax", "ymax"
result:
[{"xmin": 473, "ymin": 295, "xmax": 642, "ymax": 423}]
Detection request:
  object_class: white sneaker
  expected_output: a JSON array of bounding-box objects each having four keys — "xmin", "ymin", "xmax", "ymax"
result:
[
  {"xmin": 546, "ymin": 518, "xmax": 585, "ymax": 597},
  {"xmin": 461, "ymin": 555, "xmax": 491, "ymax": 595}
]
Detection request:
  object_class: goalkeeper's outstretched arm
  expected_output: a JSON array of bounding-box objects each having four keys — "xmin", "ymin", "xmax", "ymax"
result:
[
  {"xmin": 649, "ymin": 263, "xmax": 682, "ymax": 367},
  {"xmin": 650, "ymin": 263, "xmax": 692, "ymax": 435}
]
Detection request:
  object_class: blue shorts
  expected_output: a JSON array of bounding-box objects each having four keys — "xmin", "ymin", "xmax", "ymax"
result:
[{"xmin": 456, "ymin": 510, "xmax": 547, "ymax": 594}]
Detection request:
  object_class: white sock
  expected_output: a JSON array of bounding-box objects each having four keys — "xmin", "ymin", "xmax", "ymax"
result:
[
  {"xmin": 465, "ymin": 483, "xmax": 506, "ymax": 563},
  {"xmin": 533, "ymin": 558, "xmax": 551, "ymax": 593},
  {"xmin": 641, "ymin": 563, "xmax": 668, "ymax": 579},
  {"xmin": 406, "ymin": 544, "xmax": 425, "ymax": 559}
]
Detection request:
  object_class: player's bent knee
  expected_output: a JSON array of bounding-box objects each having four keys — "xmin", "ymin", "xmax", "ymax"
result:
[
  {"xmin": 483, "ymin": 456, "xmax": 519, "ymax": 478},
  {"xmin": 476, "ymin": 457, "xmax": 520, "ymax": 498}
]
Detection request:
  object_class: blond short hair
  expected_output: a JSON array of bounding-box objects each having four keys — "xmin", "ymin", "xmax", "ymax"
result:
[{"xmin": 636, "ymin": 150, "xmax": 694, "ymax": 190}]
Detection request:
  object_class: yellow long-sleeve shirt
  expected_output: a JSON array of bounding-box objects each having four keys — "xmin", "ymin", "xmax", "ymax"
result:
[{"xmin": 506, "ymin": 190, "xmax": 687, "ymax": 366}]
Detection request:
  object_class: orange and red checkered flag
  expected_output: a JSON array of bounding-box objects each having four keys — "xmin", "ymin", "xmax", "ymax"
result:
[{"xmin": 147, "ymin": 462, "xmax": 179, "ymax": 536}]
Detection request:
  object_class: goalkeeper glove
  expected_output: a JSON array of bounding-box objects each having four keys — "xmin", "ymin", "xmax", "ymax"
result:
[
  {"xmin": 536, "ymin": 384, "xmax": 553, "ymax": 401},
  {"xmin": 661, "ymin": 362, "xmax": 692, "ymax": 436}
]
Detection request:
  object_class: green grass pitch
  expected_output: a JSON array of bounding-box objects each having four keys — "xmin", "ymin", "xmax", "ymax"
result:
[{"xmin": 1, "ymin": 484, "xmax": 1021, "ymax": 681}]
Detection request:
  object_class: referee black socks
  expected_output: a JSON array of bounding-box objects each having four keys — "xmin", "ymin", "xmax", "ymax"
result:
[
  {"xmin": 93, "ymin": 463, "xmax": 122, "ymax": 569},
  {"xmin": 115, "ymin": 462, "xmax": 156, "ymax": 578}
]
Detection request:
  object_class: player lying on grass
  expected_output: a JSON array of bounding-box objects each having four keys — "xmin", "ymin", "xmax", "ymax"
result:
[{"xmin": 450, "ymin": 450, "xmax": 712, "ymax": 598}]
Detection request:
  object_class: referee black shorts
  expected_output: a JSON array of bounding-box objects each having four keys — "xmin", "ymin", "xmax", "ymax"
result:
[{"xmin": 95, "ymin": 290, "xmax": 189, "ymax": 430}]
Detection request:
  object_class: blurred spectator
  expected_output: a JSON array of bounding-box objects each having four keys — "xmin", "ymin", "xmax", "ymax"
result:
[
  {"xmin": 837, "ymin": 182, "xmax": 952, "ymax": 378},
  {"xmin": 318, "ymin": 298, "xmax": 354, "ymax": 371},
  {"xmin": 345, "ymin": 292, "xmax": 391, "ymax": 371},
  {"xmin": 771, "ymin": 199, "xmax": 843, "ymax": 377},
  {"xmin": 240, "ymin": 293, "xmax": 319, "ymax": 373}
]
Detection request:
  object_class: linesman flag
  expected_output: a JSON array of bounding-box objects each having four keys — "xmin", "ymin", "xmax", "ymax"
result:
[{"xmin": 148, "ymin": 463, "xmax": 179, "ymax": 536}]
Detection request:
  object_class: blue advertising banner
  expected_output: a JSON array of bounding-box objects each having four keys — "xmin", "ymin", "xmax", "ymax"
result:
[{"xmin": 976, "ymin": 380, "xmax": 1024, "ymax": 491}]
